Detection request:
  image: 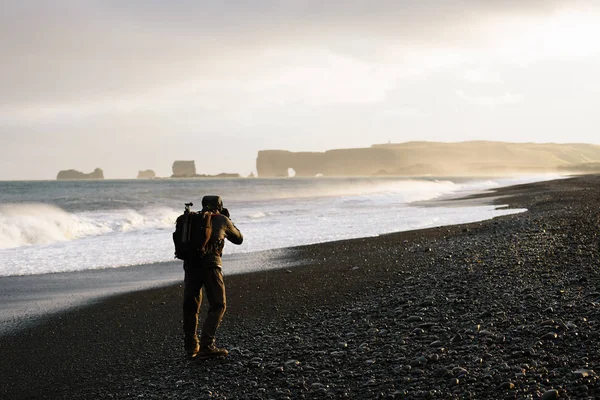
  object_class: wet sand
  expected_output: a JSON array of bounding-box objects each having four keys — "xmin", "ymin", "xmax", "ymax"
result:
[
  {"xmin": 0, "ymin": 249, "xmax": 303, "ymax": 335},
  {"xmin": 1, "ymin": 175, "xmax": 599, "ymax": 399}
]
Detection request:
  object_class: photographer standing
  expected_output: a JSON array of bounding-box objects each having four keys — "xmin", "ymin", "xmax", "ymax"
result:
[{"xmin": 178, "ymin": 195, "xmax": 243, "ymax": 359}]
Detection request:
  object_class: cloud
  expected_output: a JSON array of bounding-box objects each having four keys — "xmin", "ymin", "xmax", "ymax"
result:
[
  {"xmin": 1, "ymin": 0, "xmax": 591, "ymax": 110},
  {"xmin": 375, "ymin": 107, "xmax": 429, "ymax": 120},
  {"xmin": 463, "ymin": 70, "xmax": 504, "ymax": 84},
  {"xmin": 0, "ymin": 47, "xmax": 402, "ymax": 126},
  {"xmin": 456, "ymin": 89, "xmax": 524, "ymax": 106}
]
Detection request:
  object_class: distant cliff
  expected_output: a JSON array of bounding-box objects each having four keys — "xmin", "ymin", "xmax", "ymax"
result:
[
  {"xmin": 57, "ymin": 168, "xmax": 104, "ymax": 180},
  {"xmin": 257, "ymin": 149, "xmax": 397, "ymax": 177},
  {"xmin": 137, "ymin": 170, "xmax": 156, "ymax": 179},
  {"xmin": 256, "ymin": 141, "xmax": 600, "ymax": 177}
]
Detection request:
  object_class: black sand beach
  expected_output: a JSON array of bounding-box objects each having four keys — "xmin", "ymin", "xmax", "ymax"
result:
[{"xmin": 1, "ymin": 175, "xmax": 599, "ymax": 399}]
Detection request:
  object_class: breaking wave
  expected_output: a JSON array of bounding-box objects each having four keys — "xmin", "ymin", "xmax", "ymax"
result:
[{"xmin": 0, "ymin": 203, "xmax": 179, "ymax": 249}]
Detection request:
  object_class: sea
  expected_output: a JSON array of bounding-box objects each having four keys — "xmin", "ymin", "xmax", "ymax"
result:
[{"xmin": 0, "ymin": 175, "xmax": 561, "ymax": 278}]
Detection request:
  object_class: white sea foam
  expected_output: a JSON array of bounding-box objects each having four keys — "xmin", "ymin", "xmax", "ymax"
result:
[
  {"xmin": 0, "ymin": 203, "xmax": 180, "ymax": 249},
  {"xmin": 236, "ymin": 177, "xmax": 460, "ymax": 202},
  {"xmin": 84, "ymin": 207, "xmax": 180, "ymax": 234},
  {"xmin": 0, "ymin": 203, "xmax": 108, "ymax": 249},
  {"xmin": 248, "ymin": 211, "xmax": 268, "ymax": 219}
]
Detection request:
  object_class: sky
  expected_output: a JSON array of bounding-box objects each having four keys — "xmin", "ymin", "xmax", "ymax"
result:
[{"xmin": 1, "ymin": 0, "xmax": 600, "ymax": 180}]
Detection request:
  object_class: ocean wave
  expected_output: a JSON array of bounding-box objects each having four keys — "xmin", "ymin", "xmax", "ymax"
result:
[
  {"xmin": 248, "ymin": 211, "xmax": 268, "ymax": 219},
  {"xmin": 0, "ymin": 203, "xmax": 107, "ymax": 249},
  {"xmin": 0, "ymin": 203, "xmax": 180, "ymax": 249},
  {"xmin": 90, "ymin": 207, "xmax": 180, "ymax": 233}
]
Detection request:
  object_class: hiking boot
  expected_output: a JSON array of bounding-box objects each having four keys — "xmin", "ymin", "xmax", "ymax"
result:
[
  {"xmin": 196, "ymin": 345, "xmax": 229, "ymax": 359},
  {"xmin": 185, "ymin": 343, "xmax": 200, "ymax": 360}
]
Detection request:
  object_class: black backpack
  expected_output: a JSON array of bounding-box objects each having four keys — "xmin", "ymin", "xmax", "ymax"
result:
[
  {"xmin": 172, "ymin": 196, "xmax": 223, "ymax": 261},
  {"xmin": 173, "ymin": 203, "xmax": 211, "ymax": 261}
]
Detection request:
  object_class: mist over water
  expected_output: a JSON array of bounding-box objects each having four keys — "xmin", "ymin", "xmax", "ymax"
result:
[{"xmin": 0, "ymin": 175, "xmax": 561, "ymax": 277}]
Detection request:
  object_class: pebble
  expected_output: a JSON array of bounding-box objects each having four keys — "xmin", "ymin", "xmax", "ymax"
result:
[
  {"xmin": 451, "ymin": 334, "xmax": 463, "ymax": 343},
  {"xmin": 498, "ymin": 382, "xmax": 515, "ymax": 390},
  {"xmin": 541, "ymin": 389, "xmax": 559, "ymax": 400},
  {"xmin": 573, "ymin": 369, "xmax": 595, "ymax": 378},
  {"xmin": 574, "ymin": 385, "xmax": 589, "ymax": 392},
  {"xmin": 540, "ymin": 332, "xmax": 558, "ymax": 341}
]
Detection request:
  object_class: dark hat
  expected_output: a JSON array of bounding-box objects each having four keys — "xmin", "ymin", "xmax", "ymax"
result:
[{"xmin": 201, "ymin": 195, "xmax": 223, "ymax": 211}]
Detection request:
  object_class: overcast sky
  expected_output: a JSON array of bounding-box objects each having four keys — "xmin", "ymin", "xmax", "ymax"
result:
[{"xmin": 1, "ymin": 0, "xmax": 600, "ymax": 179}]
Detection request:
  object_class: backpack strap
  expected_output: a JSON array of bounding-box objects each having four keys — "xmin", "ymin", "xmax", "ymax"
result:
[{"xmin": 201, "ymin": 212, "xmax": 213, "ymax": 252}]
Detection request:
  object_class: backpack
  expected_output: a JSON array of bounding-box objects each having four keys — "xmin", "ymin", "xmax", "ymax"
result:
[{"xmin": 173, "ymin": 202, "xmax": 213, "ymax": 261}]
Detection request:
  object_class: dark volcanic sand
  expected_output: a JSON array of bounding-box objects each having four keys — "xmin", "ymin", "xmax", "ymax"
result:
[{"xmin": 1, "ymin": 175, "xmax": 599, "ymax": 399}]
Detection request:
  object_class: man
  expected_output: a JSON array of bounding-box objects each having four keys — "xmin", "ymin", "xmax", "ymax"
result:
[{"xmin": 180, "ymin": 195, "xmax": 243, "ymax": 359}]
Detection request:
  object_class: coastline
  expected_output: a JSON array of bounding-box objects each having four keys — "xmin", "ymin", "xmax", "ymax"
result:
[
  {"xmin": 0, "ymin": 175, "xmax": 535, "ymax": 333},
  {"xmin": 1, "ymin": 175, "xmax": 599, "ymax": 399}
]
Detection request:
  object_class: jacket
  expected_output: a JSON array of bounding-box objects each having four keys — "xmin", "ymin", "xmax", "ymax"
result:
[{"xmin": 184, "ymin": 212, "xmax": 243, "ymax": 269}]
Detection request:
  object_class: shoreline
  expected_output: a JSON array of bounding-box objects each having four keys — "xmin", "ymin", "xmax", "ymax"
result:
[
  {"xmin": 0, "ymin": 248, "xmax": 306, "ymax": 335},
  {"xmin": 0, "ymin": 176, "xmax": 531, "ymax": 334},
  {"xmin": 1, "ymin": 175, "xmax": 599, "ymax": 399},
  {"xmin": 0, "ymin": 173, "xmax": 557, "ymax": 279}
]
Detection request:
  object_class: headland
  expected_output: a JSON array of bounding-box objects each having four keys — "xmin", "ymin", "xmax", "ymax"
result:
[{"xmin": 256, "ymin": 141, "xmax": 600, "ymax": 177}]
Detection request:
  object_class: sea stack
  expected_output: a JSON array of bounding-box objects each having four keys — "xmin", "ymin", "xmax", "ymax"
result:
[
  {"xmin": 137, "ymin": 170, "xmax": 156, "ymax": 179},
  {"xmin": 171, "ymin": 161, "xmax": 196, "ymax": 178},
  {"xmin": 57, "ymin": 168, "xmax": 104, "ymax": 180}
]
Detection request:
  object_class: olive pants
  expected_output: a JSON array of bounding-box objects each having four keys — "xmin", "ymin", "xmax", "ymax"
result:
[{"xmin": 182, "ymin": 267, "xmax": 226, "ymax": 351}]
